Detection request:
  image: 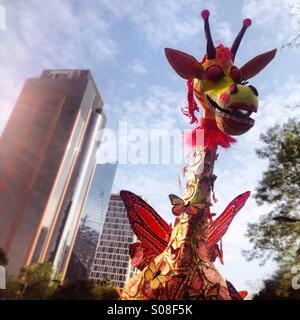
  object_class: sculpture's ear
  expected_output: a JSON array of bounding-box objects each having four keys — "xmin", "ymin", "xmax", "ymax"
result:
[
  {"xmin": 240, "ymin": 49, "xmax": 277, "ymax": 80},
  {"xmin": 165, "ymin": 48, "xmax": 204, "ymax": 80}
]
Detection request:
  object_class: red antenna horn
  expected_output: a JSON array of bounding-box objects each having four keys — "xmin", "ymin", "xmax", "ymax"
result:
[
  {"xmin": 231, "ymin": 18, "xmax": 252, "ymax": 61},
  {"xmin": 201, "ymin": 10, "xmax": 216, "ymax": 60}
]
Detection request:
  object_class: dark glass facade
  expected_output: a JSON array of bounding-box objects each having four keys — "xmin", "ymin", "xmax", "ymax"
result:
[
  {"xmin": 0, "ymin": 70, "xmax": 106, "ymax": 277},
  {"xmin": 66, "ymin": 163, "xmax": 117, "ymax": 282}
]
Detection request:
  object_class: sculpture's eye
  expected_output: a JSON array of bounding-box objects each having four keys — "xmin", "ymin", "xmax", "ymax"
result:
[
  {"xmin": 230, "ymin": 66, "xmax": 242, "ymax": 83},
  {"xmin": 205, "ymin": 65, "xmax": 224, "ymax": 82}
]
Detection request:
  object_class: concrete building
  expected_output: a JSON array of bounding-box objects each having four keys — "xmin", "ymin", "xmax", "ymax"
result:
[{"xmin": 90, "ymin": 194, "xmax": 137, "ymax": 288}]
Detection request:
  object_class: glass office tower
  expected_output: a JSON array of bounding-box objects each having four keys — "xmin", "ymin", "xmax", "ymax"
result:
[
  {"xmin": 66, "ymin": 163, "xmax": 118, "ymax": 281},
  {"xmin": 0, "ymin": 70, "xmax": 105, "ymax": 278}
]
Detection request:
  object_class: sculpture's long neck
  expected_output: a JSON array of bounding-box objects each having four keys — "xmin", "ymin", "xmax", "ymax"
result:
[
  {"xmin": 182, "ymin": 144, "xmax": 217, "ymax": 208},
  {"xmin": 167, "ymin": 143, "xmax": 218, "ymax": 266}
]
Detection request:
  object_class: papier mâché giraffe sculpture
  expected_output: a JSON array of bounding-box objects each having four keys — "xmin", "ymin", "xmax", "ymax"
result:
[{"xmin": 120, "ymin": 10, "xmax": 276, "ymax": 300}]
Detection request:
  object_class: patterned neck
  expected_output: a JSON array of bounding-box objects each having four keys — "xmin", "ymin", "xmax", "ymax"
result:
[
  {"xmin": 165, "ymin": 145, "xmax": 217, "ymax": 283},
  {"xmin": 162, "ymin": 144, "xmax": 218, "ymax": 279},
  {"xmin": 182, "ymin": 145, "xmax": 217, "ymax": 208},
  {"xmin": 181, "ymin": 117, "xmax": 235, "ymax": 210}
]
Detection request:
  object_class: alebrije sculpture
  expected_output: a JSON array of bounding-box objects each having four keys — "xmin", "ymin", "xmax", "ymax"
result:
[{"xmin": 120, "ymin": 10, "xmax": 276, "ymax": 300}]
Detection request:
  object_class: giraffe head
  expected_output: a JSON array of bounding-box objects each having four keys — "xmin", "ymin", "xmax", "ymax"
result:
[{"xmin": 165, "ymin": 10, "xmax": 276, "ymax": 136}]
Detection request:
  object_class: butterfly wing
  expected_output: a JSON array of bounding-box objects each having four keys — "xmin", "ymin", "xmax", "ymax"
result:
[
  {"xmin": 205, "ymin": 284, "xmax": 220, "ymax": 300},
  {"xmin": 172, "ymin": 204, "xmax": 186, "ymax": 216},
  {"xmin": 120, "ymin": 190, "xmax": 171, "ymax": 258},
  {"xmin": 169, "ymin": 194, "xmax": 191, "ymax": 216},
  {"xmin": 169, "ymin": 194, "xmax": 185, "ymax": 205},
  {"xmin": 208, "ymin": 191, "xmax": 250, "ymax": 250},
  {"xmin": 129, "ymin": 243, "xmax": 157, "ymax": 271},
  {"xmin": 239, "ymin": 291, "xmax": 248, "ymax": 300},
  {"xmin": 186, "ymin": 205, "xmax": 199, "ymax": 216},
  {"xmin": 208, "ymin": 243, "xmax": 224, "ymax": 265},
  {"xmin": 226, "ymin": 280, "xmax": 248, "ymax": 300}
]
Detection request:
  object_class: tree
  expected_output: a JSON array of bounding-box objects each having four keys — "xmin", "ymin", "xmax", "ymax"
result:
[
  {"xmin": 0, "ymin": 261, "xmax": 119, "ymax": 300},
  {"xmin": 0, "ymin": 277, "xmax": 21, "ymax": 300},
  {"xmin": 50, "ymin": 279, "xmax": 119, "ymax": 300},
  {"xmin": 51, "ymin": 279, "xmax": 96, "ymax": 300},
  {"xmin": 244, "ymin": 118, "xmax": 300, "ymax": 265},
  {"xmin": 18, "ymin": 262, "xmax": 59, "ymax": 300},
  {"xmin": 91, "ymin": 276, "xmax": 120, "ymax": 300},
  {"xmin": 92, "ymin": 285, "xmax": 120, "ymax": 300},
  {"xmin": 253, "ymin": 259, "xmax": 300, "ymax": 300},
  {"xmin": 243, "ymin": 119, "xmax": 300, "ymax": 299},
  {"xmin": 0, "ymin": 262, "xmax": 58, "ymax": 300}
]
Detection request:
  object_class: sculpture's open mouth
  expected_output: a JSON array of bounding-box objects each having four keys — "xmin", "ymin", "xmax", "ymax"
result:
[{"xmin": 206, "ymin": 95, "xmax": 256, "ymax": 127}]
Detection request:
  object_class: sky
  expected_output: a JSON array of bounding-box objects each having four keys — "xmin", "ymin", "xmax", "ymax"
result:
[{"xmin": 0, "ymin": 0, "xmax": 300, "ymax": 295}]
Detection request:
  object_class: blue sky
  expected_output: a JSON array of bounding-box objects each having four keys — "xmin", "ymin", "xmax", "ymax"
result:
[{"xmin": 0, "ymin": 0, "xmax": 300, "ymax": 294}]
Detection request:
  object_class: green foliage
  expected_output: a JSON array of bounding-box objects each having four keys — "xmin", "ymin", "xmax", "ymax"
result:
[
  {"xmin": 92, "ymin": 284, "xmax": 120, "ymax": 300},
  {"xmin": 51, "ymin": 279, "xmax": 96, "ymax": 300},
  {"xmin": 0, "ymin": 262, "xmax": 57, "ymax": 300},
  {"xmin": 0, "ymin": 277, "xmax": 22, "ymax": 300},
  {"xmin": 18, "ymin": 262, "xmax": 59, "ymax": 300},
  {"xmin": 0, "ymin": 248, "xmax": 8, "ymax": 266},
  {"xmin": 255, "ymin": 118, "xmax": 300, "ymax": 210},
  {"xmin": 0, "ymin": 262, "xmax": 120, "ymax": 300},
  {"xmin": 253, "ymin": 258, "xmax": 300, "ymax": 300},
  {"xmin": 243, "ymin": 119, "xmax": 300, "ymax": 299},
  {"xmin": 244, "ymin": 118, "xmax": 300, "ymax": 265},
  {"xmin": 50, "ymin": 279, "xmax": 119, "ymax": 300}
]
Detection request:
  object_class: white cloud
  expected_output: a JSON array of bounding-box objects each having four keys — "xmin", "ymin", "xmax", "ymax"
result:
[
  {"xmin": 112, "ymin": 85, "xmax": 188, "ymax": 130},
  {"xmin": 0, "ymin": 0, "xmax": 118, "ymax": 133},
  {"xmin": 242, "ymin": 0, "xmax": 300, "ymax": 45},
  {"xmin": 112, "ymin": 165, "xmax": 181, "ymax": 222},
  {"xmin": 242, "ymin": 0, "xmax": 284, "ymax": 25},
  {"xmin": 100, "ymin": 0, "xmax": 218, "ymax": 47},
  {"xmin": 130, "ymin": 60, "xmax": 147, "ymax": 75},
  {"xmin": 214, "ymin": 21, "xmax": 234, "ymax": 45},
  {"xmin": 97, "ymin": 84, "xmax": 191, "ymax": 169}
]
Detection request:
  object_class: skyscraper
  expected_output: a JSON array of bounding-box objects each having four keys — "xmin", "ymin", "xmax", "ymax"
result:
[
  {"xmin": 90, "ymin": 194, "xmax": 137, "ymax": 288},
  {"xmin": 66, "ymin": 163, "xmax": 118, "ymax": 281},
  {"xmin": 0, "ymin": 70, "xmax": 105, "ymax": 277}
]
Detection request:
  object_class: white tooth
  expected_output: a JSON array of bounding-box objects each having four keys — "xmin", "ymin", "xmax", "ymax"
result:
[{"xmin": 240, "ymin": 110, "xmax": 248, "ymax": 115}]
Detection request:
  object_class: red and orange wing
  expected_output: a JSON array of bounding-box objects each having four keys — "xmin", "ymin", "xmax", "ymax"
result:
[
  {"xmin": 226, "ymin": 280, "xmax": 248, "ymax": 300},
  {"xmin": 186, "ymin": 205, "xmax": 199, "ymax": 216},
  {"xmin": 120, "ymin": 190, "xmax": 172, "ymax": 256},
  {"xmin": 208, "ymin": 191, "xmax": 250, "ymax": 250},
  {"xmin": 169, "ymin": 194, "xmax": 187, "ymax": 216},
  {"xmin": 172, "ymin": 204, "xmax": 186, "ymax": 216},
  {"xmin": 129, "ymin": 242, "xmax": 157, "ymax": 271},
  {"xmin": 239, "ymin": 290, "xmax": 248, "ymax": 300}
]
